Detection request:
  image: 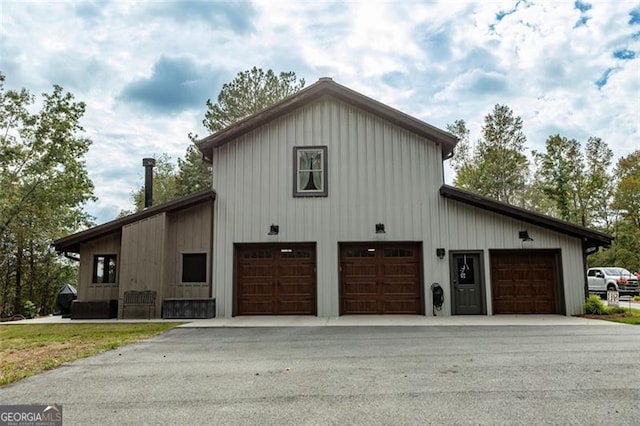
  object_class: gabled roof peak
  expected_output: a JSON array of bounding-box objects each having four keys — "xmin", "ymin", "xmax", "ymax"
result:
[{"xmin": 196, "ymin": 78, "xmax": 457, "ymax": 161}]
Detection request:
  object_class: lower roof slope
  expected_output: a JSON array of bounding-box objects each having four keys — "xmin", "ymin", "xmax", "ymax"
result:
[
  {"xmin": 439, "ymin": 185, "xmax": 612, "ymax": 249},
  {"xmin": 53, "ymin": 189, "xmax": 216, "ymax": 253}
]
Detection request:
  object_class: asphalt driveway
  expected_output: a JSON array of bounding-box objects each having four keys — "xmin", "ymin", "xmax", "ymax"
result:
[{"xmin": 1, "ymin": 323, "xmax": 640, "ymax": 425}]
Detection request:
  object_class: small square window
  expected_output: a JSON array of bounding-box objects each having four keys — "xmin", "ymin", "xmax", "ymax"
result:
[
  {"xmin": 293, "ymin": 146, "xmax": 328, "ymax": 197},
  {"xmin": 182, "ymin": 253, "xmax": 207, "ymax": 283},
  {"xmin": 93, "ymin": 254, "xmax": 117, "ymax": 284}
]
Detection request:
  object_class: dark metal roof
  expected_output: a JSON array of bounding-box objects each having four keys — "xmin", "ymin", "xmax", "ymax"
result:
[
  {"xmin": 53, "ymin": 189, "xmax": 216, "ymax": 253},
  {"xmin": 196, "ymin": 77, "xmax": 458, "ymax": 160},
  {"xmin": 439, "ymin": 185, "xmax": 613, "ymax": 249}
]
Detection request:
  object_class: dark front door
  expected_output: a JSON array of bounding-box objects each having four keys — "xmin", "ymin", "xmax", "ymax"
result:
[{"xmin": 451, "ymin": 253, "xmax": 484, "ymax": 315}]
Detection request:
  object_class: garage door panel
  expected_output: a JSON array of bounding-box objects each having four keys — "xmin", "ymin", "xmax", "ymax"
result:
[
  {"xmin": 491, "ymin": 251, "xmax": 559, "ymax": 315},
  {"xmin": 382, "ymin": 263, "xmax": 418, "ymax": 277},
  {"xmin": 278, "ymin": 300, "xmax": 315, "ymax": 315},
  {"xmin": 343, "ymin": 281, "xmax": 377, "ymax": 296},
  {"xmin": 238, "ymin": 300, "xmax": 274, "ymax": 315},
  {"xmin": 237, "ymin": 244, "xmax": 316, "ymax": 315},
  {"xmin": 341, "ymin": 243, "xmax": 422, "ymax": 315},
  {"xmin": 383, "ymin": 281, "xmax": 420, "ymax": 296},
  {"xmin": 342, "ymin": 263, "xmax": 376, "ymax": 277},
  {"xmin": 383, "ymin": 299, "xmax": 421, "ymax": 313},
  {"xmin": 343, "ymin": 299, "xmax": 378, "ymax": 314},
  {"xmin": 238, "ymin": 282, "xmax": 274, "ymax": 297},
  {"xmin": 278, "ymin": 264, "xmax": 314, "ymax": 277},
  {"xmin": 278, "ymin": 282, "xmax": 315, "ymax": 297}
]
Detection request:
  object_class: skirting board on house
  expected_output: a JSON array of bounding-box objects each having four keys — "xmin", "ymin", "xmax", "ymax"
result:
[
  {"xmin": 71, "ymin": 299, "xmax": 118, "ymax": 319},
  {"xmin": 162, "ymin": 298, "xmax": 215, "ymax": 319}
]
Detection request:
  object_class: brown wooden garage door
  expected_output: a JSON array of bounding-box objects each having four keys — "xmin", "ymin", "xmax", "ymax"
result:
[
  {"xmin": 491, "ymin": 251, "xmax": 560, "ymax": 314},
  {"xmin": 236, "ymin": 244, "xmax": 316, "ymax": 315},
  {"xmin": 340, "ymin": 243, "xmax": 422, "ymax": 314}
]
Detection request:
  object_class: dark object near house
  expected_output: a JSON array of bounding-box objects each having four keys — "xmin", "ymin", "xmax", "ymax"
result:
[
  {"xmin": 163, "ymin": 298, "xmax": 215, "ymax": 319},
  {"xmin": 123, "ymin": 290, "xmax": 157, "ymax": 319},
  {"xmin": 54, "ymin": 284, "xmax": 77, "ymax": 317},
  {"xmin": 71, "ymin": 299, "xmax": 118, "ymax": 319}
]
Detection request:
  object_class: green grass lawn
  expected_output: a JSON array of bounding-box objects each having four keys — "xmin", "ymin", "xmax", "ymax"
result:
[
  {"xmin": 583, "ymin": 307, "xmax": 640, "ymax": 325},
  {"xmin": 603, "ymin": 309, "xmax": 640, "ymax": 325},
  {"xmin": 0, "ymin": 322, "xmax": 182, "ymax": 386}
]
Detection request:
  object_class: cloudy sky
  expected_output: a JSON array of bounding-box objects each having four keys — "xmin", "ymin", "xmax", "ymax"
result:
[{"xmin": 1, "ymin": 0, "xmax": 639, "ymax": 224}]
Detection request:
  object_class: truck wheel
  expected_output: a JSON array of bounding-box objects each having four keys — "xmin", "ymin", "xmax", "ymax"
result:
[{"xmin": 607, "ymin": 284, "xmax": 616, "ymax": 292}]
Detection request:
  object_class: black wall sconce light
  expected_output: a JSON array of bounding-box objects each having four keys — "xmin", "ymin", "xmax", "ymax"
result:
[
  {"xmin": 268, "ymin": 224, "xmax": 279, "ymax": 235},
  {"xmin": 436, "ymin": 248, "xmax": 446, "ymax": 259},
  {"xmin": 519, "ymin": 230, "xmax": 533, "ymax": 242},
  {"xmin": 375, "ymin": 223, "xmax": 385, "ymax": 234}
]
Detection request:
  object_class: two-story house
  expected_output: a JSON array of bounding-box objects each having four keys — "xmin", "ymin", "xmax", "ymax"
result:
[{"xmin": 54, "ymin": 78, "xmax": 611, "ymax": 319}]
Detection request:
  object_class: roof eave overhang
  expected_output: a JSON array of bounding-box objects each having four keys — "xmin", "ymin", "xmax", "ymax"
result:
[
  {"xmin": 439, "ymin": 185, "xmax": 613, "ymax": 249},
  {"xmin": 196, "ymin": 79, "xmax": 457, "ymax": 161},
  {"xmin": 53, "ymin": 189, "xmax": 216, "ymax": 253}
]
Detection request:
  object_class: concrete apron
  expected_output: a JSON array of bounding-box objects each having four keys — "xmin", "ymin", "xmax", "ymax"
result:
[{"xmin": 1, "ymin": 314, "xmax": 623, "ymax": 327}]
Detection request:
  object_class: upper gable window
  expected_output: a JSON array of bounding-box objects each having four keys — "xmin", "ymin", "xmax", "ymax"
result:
[{"xmin": 293, "ymin": 146, "xmax": 328, "ymax": 197}]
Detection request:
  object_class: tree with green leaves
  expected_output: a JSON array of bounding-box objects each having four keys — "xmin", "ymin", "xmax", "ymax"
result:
[
  {"xmin": 119, "ymin": 154, "xmax": 178, "ymax": 216},
  {"xmin": 201, "ymin": 66, "xmax": 305, "ymax": 134},
  {"xmin": 612, "ymin": 149, "xmax": 639, "ymax": 229},
  {"xmin": 125, "ymin": 68, "xmax": 305, "ymax": 214},
  {"xmin": 533, "ymin": 135, "xmax": 583, "ymax": 222},
  {"xmin": 453, "ymin": 104, "xmax": 529, "ymax": 205},
  {"xmin": 446, "ymin": 119, "xmax": 471, "ymax": 173},
  {"xmin": 175, "ymin": 145, "xmax": 211, "ymax": 196},
  {"xmin": 0, "ymin": 72, "xmax": 94, "ymax": 316},
  {"xmin": 591, "ymin": 149, "xmax": 640, "ymax": 272},
  {"xmin": 533, "ymin": 135, "xmax": 613, "ymax": 228}
]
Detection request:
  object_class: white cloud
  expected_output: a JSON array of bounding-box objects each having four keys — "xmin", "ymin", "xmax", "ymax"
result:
[{"xmin": 1, "ymin": 0, "xmax": 638, "ymax": 225}]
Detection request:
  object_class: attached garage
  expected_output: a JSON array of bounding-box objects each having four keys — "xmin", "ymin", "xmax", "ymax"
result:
[
  {"xmin": 236, "ymin": 244, "xmax": 316, "ymax": 315},
  {"xmin": 490, "ymin": 250, "xmax": 563, "ymax": 314},
  {"xmin": 340, "ymin": 243, "xmax": 422, "ymax": 314}
]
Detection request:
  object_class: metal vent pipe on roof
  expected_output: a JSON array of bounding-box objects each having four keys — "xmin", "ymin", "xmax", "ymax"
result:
[{"xmin": 142, "ymin": 158, "xmax": 156, "ymax": 208}]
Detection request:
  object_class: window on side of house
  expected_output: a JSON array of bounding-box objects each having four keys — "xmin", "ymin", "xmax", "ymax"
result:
[
  {"xmin": 182, "ymin": 253, "xmax": 207, "ymax": 283},
  {"xmin": 93, "ymin": 254, "xmax": 117, "ymax": 284},
  {"xmin": 293, "ymin": 146, "xmax": 328, "ymax": 197}
]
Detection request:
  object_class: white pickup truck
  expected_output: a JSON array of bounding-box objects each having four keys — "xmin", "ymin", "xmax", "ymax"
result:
[{"xmin": 587, "ymin": 267, "xmax": 639, "ymax": 296}]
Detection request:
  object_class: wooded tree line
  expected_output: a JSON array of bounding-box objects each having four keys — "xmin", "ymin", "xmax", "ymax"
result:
[
  {"xmin": 447, "ymin": 106, "xmax": 639, "ymax": 272},
  {"xmin": 0, "ymin": 72, "xmax": 94, "ymax": 317}
]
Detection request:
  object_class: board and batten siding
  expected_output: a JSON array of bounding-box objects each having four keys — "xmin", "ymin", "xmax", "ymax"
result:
[
  {"xmin": 119, "ymin": 213, "xmax": 166, "ymax": 317},
  {"xmin": 441, "ymin": 199, "xmax": 586, "ymax": 316},
  {"xmin": 211, "ymin": 97, "xmax": 445, "ymax": 317},
  {"xmin": 78, "ymin": 233, "xmax": 121, "ymax": 301},
  {"xmin": 164, "ymin": 202, "xmax": 212, "ymax": 299},
  {"xmin": 210, "ymin": 96, "xmax": 588, "ymax": 317}
]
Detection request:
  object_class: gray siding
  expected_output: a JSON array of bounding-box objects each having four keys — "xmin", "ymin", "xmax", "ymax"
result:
[
  {"xmin": 211, "ymin": 98, "xmax": 444, "ymax": 317},
  {"xmin": 441, "ymin": 199, "xmax": 585, "ymax": 315},
  {"xmin": 210, "ymin": 96, "xmax": 587, "ymax": 317}
]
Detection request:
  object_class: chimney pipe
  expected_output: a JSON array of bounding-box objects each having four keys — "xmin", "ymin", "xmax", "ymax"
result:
[{"xmin": 142, "ymin": 158, "xmax": 156, "ymax": 208}]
